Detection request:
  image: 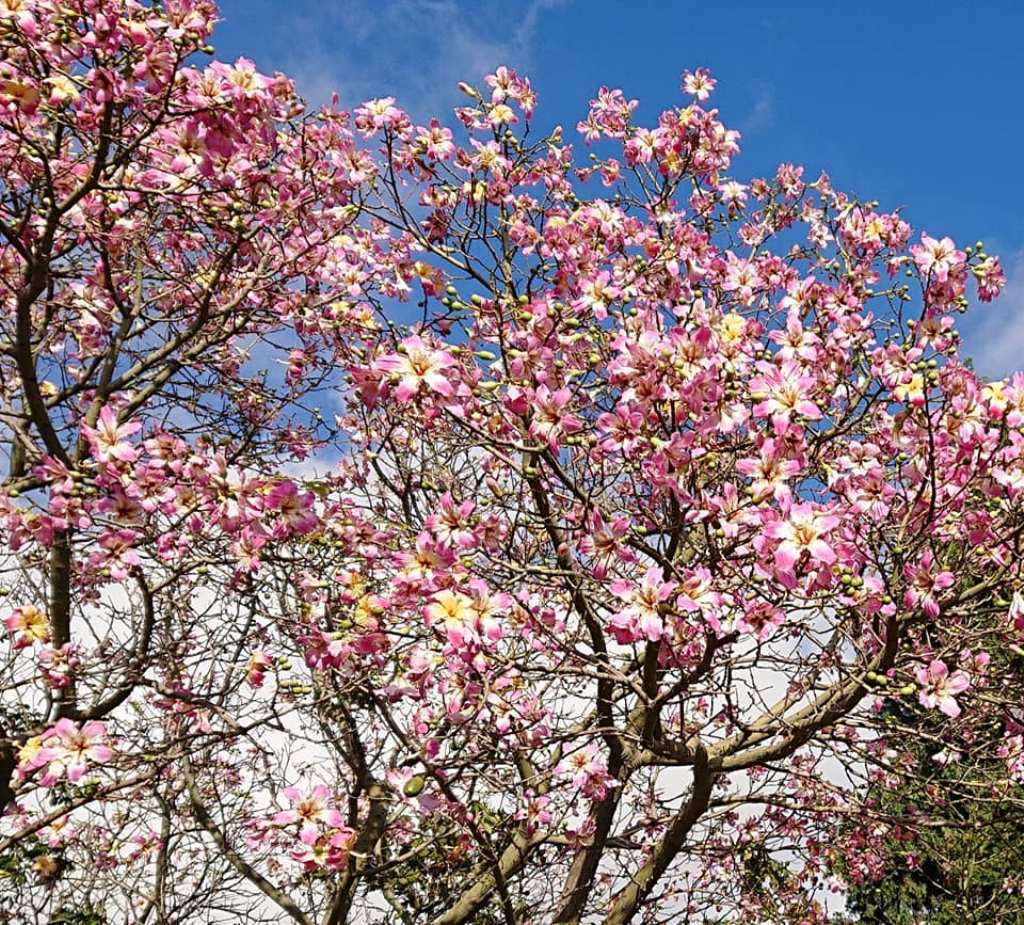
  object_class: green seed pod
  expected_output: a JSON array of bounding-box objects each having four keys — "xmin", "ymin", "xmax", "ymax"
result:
[{"xmin": 403, "ymin": 775, "xmax": 426, "ymax": 797}]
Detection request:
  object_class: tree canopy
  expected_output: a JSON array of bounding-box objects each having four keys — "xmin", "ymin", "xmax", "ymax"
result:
[{"xmin": 1, "ymin": 3, "xmax": 1023, "ymax": 923}]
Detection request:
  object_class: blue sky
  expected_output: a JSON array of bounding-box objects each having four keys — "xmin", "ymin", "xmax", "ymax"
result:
[{"xmin": 214, "ymin": 0, "xmax": 1024, "ymax": 377}]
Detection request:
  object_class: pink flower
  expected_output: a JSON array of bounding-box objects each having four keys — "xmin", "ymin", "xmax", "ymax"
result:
[
  {"xmin": 910, "ymin": 234, "xmax": 965, "ymax": 282},
  {"xmin": 749, "ymin": 361, "xmax": 822, "ymax": 433},
  {"xmin": 769, "ymin": 309, "xmax": 820, "ymax": 363},
  {"xmin": 38, "ymin": 643, "xmax": 78, "ymax": 689},
  {"xmin": 83, "ymin": 406, "xmax": 141, "ymax": 465},
  {"xmin": 94, "ymin": 528, "xmax": 142, "ymax": 580},
  {"xmin": 578, "ymin": 510, "xmax": 632, "ymax": 580},
  {"xmin": 577, "ymin": 270, "xmax": 620, "ymax": 319},
  {"xmin": 719, "ymin": 180, "xmax": 748, "ymax": 208},
  {"xmin": 483, "ymin": 65, "xmax": 536, "ymax": 117},
  {"xmin": 415, "ymin": 119, "xmax": 455, "ymax": 160},
  {"xmin": 354, "ymin": 97, "xmax": 406, "ymax": 134},
  {"xmin": 529, "ymin": 385, "xmax": 581, "ymax": 449},
  {"xmin": 425, "ymin": 589, "xmax": 478, "ymax": 648},
  {"xmin": 5, "ymin": 604, "xmax": 49, "ymax": 648},
  {"xmin": 376, "ymin": 335, "xmax": 455, "ymax": 402},
  {"xmin": 425, "ymin": 493, "xmax": 477, "ymax": 549},
  {"xmin": 127, "ymin": 830, "xmax": 163, "ymax": 862},
  {"xmin": 736, "ymin": 439, "xmax": 800, "ymax": 502},
  {"xmin": 675, "ymin": 567, "xmax": 718, "ymax": 615},
  {"xmin": 424, "ymin": 585, "xmax": 506, "ymax": 649},
  {"xmin": 273, "ymin": 785, "xmax": 346, "ymax": 846},
  {"xmin": 0, "ymin": 77, "xmax": 40, "ymax": 114},
  {"xmin": 230, "ymin": 526, "xmax": 267, "ymax": 573},
  {"xmin": 902, "ymin": 550, "xmax": 954, "ymax": 618},
  {"xmin": 764, "ymin": 503, "xmax": 840, "ymax": 572},
  {"xmin": 246, "ymin": 651, "xmax": 274, "ymax": 688},
  {"xmin": 609, "ymin": 566, "xmax": 677, "ymax": 643},
  {"xmin": 972, "ymin": 255, "xmax": 1006, "ymax": 302},
  {"xmin": 395, "ymin": 532, "xmax": 456, "ymax": 580},
  {"xmin": 738, "ymin": 601, "xmax": 785, "ymax": 641},
  {"xmin": 915, "ymin": 660, "xmax": 970, "ymax": 718},
  {"xmin": 31, "ymin": 719, "xmax": 113, "ymax": 786},
  {"xmin": 214, "ymin": 57, "xmax": 269, "ymax": 99},
  {"xmin": 289, "ymin": 827, "xmax": 356, "ymax": 871},
  {"xmin": 681, "ymin": 67, "xmax": 716, "ymax": 102},
  {"xmin": 557, "ymin": 743, "xmax": 617, "ymax": 800},
  {"xmin": 485, "ymin": 66, "xmax": 515, "ymax": 104},
  {"xmin": 519, "ymin": 791, "xmax": 553, "ymax": 835},
  {"xmin": 1009, "ymin": 592, "xmax": 1024, "ymax": 636},
  {"xmin": 265, "ymin": 480, "xmax": 319, "ymax": 536},
  {"xmin": 722, "ymin": 253, "xmax": 762, "ymax": 304},
  {"xmin": 596, "ymin": 403, "xmax": 645, "ymax": 455}
]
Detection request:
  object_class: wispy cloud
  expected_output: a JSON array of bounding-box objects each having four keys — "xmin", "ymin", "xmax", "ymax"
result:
[
  {"xmin": 742, "ymin": 79, "xmax": 775, "ymax": 133},
  {"xmin": 962, "ymin": 247, "xmax": 1024, "ymax": 379},
  {"xmin": 274, "ymin": 0, "xmax": 570, "ymax": 119}
]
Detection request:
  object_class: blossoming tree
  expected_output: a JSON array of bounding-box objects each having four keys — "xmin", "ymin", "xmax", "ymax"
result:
[{"xmin": 2, "ymin": 2, "xmax": 1023, "ymax": 923}]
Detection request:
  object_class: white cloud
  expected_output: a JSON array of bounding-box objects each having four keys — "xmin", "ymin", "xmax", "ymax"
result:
[
  {"xmin": 272, "ymin": 0, "xmax": 570, "ymax": 119},
  {"xmin": 963, "ymin": 247, "xmax": 1024, "ymax": 380},
  {"xmin": 742, "ymin": 80, "xmax": 775, "ymax": 133}
]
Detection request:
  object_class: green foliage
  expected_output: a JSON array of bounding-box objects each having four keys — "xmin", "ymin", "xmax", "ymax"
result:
[
  {"xmin": 839, "ymin": 665, "xmax": 1024, "ymax": 924},
  {"xmin": 49, "ymin": 907, "xmax": 106, "ymax": 925},
  {"xmin": 365, "ymin": 807, "xmax": 524, "ymax": 925},
  {"xmin": 843, "ymin": 794, "xmax": 1024, "ymax": 925},
  {"xmin": 0, "ymin": 840, "xmax": 64, "ymax": 887}
]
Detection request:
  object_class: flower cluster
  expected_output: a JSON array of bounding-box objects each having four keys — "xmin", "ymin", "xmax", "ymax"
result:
[{"xmin": 16, "ymin": 720, "xmax": 114, "ymax": 787}]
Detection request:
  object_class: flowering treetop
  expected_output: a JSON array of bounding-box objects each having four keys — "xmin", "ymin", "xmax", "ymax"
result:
[{"xmin": 0, "ymin": 3, "xmax": 1022, "ymax": 924}]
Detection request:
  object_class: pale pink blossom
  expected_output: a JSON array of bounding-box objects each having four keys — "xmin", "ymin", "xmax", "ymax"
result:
[
  {"xmin": 902, "ymin": 550, "xmax": 954, "ymax": 618},
  {"xmin": 376, "ymin": 335, "xmax": 455, "ymax": 402},
  {"xmin": 609, "ymin": 566, "xmax": 677, "ymax": 643},
  {"xmin": 273, "ymin": 785, "xmax": 346, "ymax": 846},
  {"xmin": 83, "ymin": 406, "xmax": 140, "ymax": 464},
  {"xmin": 765, "ymin": 503, "xmax": 840, "ymax": 572},
  {"xmin": 910, "ymin": 233, "xmax": 965, "ymax": 282},
  {"xmin": 30, "ymin": 719, "xmax": 114, "ymax": 786},
  {"xmin": 915, "ymin": 660, "xmax": 970, "ymax": 718},
  {"xmin": 681, "ymin": 67, "xmax": 716, "ymax": 101}
]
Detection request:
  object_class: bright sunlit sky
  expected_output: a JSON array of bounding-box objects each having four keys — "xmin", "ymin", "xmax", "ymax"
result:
[{"xmin": 213, "ymin": 0, "xmax": 1024, "ymax": 378}]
